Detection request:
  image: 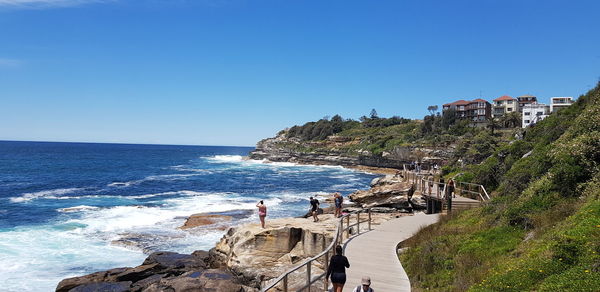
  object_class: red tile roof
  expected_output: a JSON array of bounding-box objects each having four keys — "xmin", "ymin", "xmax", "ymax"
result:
[
  {"xmin": 470, "ymin": 98, "xmax": 488, "ymax": 103},
  {"xmin": 493, "ymin": 95, "xmax": 515, "ymax": 101},
  {"xmin": 443, "ymin": 99, "xmax": 470, "ymax": 106}
]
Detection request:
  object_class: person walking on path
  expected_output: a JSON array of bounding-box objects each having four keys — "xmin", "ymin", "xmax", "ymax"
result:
[
  {"xmin": 334, "ymin": 193, "xmax": 343, "ymax": 218},
  {"xmin": 256, "ymin": 200, "xmax": 267, "ymax": 228},
  {"xmin": 351, "ymin": 276, "xmax": 374, "ymax": 292},
  {"xmin": 438, "ymin": 177, "xmax": 445, "ymax": 197},
  {"xmin": 427, "ymin": 173, "xmax": 434, "ymax": 195},
  {"xmin": 447, "ymin": 179, "xmax": 455, "ymax": 198},
  {"xmin": 326, "ymin": 245, "xmax": 350, "ymax": 292},
  {"xmin": 309, "ymin": 196, "xmax": 320, "ymax": 222}
]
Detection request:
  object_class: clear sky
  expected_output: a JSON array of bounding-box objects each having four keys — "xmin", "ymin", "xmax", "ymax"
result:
[{"xmin": 1, "ymin": 0, "xmax": 599, "ymax": 146}]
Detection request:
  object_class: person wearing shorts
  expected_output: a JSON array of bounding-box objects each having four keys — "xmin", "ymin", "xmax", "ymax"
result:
[
  {"xmin": 334, "ymin": 193, "xmax": 343, "ymax": 218},
  {"xmin": 326, "ymin": 245, "xmax": 350, "ymax": 292},
  {"xmin": 309, "ymin": 196, "xmax": 320, "ymax": 222}
]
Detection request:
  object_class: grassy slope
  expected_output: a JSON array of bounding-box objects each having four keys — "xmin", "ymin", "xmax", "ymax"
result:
[{"xmin": 400, "ymin": 84, "xmax": 600, "ymax": 291}]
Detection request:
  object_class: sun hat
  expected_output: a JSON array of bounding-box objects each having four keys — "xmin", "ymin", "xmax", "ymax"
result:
[{"xmin": 361, "ymin": 276, "xmax": 371, "ymax": 285}]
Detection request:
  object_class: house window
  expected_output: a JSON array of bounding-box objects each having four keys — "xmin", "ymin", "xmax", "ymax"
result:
[
  {"xmin": 507, "ymin": 108, "xmax": 512, "ymax": 112},
  {"xmin": 478, "ymin": 109, "xmax": 485, "ymax": 115},
  {"xmin": 536, "ymin": 112, "xmax": 543, "ymax": 116},
  {"xmin": 508, "ymin": 100, "xmax": 513, "ymax": 104},
  {"xmin": 525, "ymin": 120, "xmax": 530, "ymax": 123},
  {"xmin": 524, "ymin": 112, "xmax": 531, "ymax": 115}
]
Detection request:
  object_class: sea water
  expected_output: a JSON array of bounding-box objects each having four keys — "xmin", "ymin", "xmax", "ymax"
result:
[{"xmin": 0, "ymin": 141, "xmax": 378, "ymax": 291}]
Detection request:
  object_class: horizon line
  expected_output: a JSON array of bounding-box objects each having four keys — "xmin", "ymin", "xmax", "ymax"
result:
[{"xmin": 0, "ymin": 139, "xmax": 255, "ymax": 148}]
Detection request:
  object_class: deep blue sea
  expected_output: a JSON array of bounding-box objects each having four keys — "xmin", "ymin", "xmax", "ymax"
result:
[{"xmin": 0, "ymin": 141, "xmax": 377, "ymax": 291}]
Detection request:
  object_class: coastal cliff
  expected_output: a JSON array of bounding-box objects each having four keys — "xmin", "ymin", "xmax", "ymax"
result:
[{"xmin": 248, "ymin": 131, "xmax": 452, "ymax": 169}]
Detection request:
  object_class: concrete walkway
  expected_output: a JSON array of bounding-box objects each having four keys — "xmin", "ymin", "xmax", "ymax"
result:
[{"xmin": 342, "ymin": 212, "xmax": 440, "ymax": 292}]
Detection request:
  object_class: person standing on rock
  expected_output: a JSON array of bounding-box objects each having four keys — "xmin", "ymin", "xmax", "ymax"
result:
[
  {"xmin": 326, "ymin": 245, "xmax": 350, "ymax": 292},
  {"xmin": 256, "ymin": 200, "xmax": 267, "ymax": 228},
  {"xmin": 334, "ymin": 193, "xmax": 343, "ymax": 218},
  {"xmin": 309, "ymin": 196, "xmax": 320, "ymax": 222}
]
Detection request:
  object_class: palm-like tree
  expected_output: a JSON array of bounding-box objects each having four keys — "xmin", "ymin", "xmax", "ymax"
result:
[{"xmin": 487, "ymin": 117, "xmax": 500, "ymax": 134}]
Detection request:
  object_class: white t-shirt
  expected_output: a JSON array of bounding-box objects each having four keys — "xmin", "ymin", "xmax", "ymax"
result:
[{"xmin": 352, "ymin": 286, "xmax": 373, "ymax": 292}]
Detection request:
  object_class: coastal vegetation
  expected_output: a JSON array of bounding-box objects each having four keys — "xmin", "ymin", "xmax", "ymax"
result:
[
  {"xmin": 400, "ymin": 83, "xmax": 600, "ymax": 291},
  {"xmin": 278, "ymin": 106, "xmax": 517, "ymax": 159}
]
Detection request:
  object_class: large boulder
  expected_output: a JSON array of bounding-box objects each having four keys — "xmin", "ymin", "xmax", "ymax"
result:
[
  {"xmin": 208, "ymin": 216, "xmax": 337, "ymax": 288},
  {"xmin": 69, "ymin": 281, "xmax": 132, "ymax": 292},
  {"xmin": 142, "ymin": 270, "xmax": 248, "ymax": 292},
  {"xmin": 142, "ymin": 251, "xmax": 208, "ymax": 275},
  {"xmin": 179, "ymin": 214, "xmax": 232, "ymax": 230},
  {"xmin": 56, "ymin": 251, "xmax": 210, "ymax": 292},
  {"xmin": 349, "ymin": 177, "xmax": 413, "ymax": 208},
  {"xmin": 56, "ymin": 268, "xmax": 129, "ymax": 292}
]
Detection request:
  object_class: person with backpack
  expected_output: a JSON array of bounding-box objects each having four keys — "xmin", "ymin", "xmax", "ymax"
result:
[
  {"xmin": 352, "ymin": 276, "xmax": 374, "ymax": 292},
  {"xmin": 309, "ymin": 196, "xmax": 320, "ymax": 222}
]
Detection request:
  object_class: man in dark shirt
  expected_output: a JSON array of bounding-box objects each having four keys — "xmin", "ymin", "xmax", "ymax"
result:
[{"xmin": 309, "ymin": 196, "xmax": 320, "ymax": 222}]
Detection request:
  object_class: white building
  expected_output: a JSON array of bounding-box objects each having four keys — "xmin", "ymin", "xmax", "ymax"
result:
[
  {"xmin": 550, "ymin": 97, "xmax": 574, "ymax": 112},
  {"xmin": 522, "ymin": 103, "xmax": 550, "ymax": 128}
]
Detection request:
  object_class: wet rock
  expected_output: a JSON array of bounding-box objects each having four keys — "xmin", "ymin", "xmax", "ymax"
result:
[
  {"xmin": 56, "ymin": 268, "xmax": 129, "ymax": 292},
  {"xmin": 130, "ymin": 274, "xmax": 166, "ymax": 292},
  {"xmin": 69, "ymin": 281, "xmax": 132, "ymax": 292},
  {"xmin": 142, "ymin": 270, "xmax": 247, "ymax": 292},
  {"xmin": 142, "ymin": 251, "xmax": 207, "ymax": 275},
  {"xmin": 115, "ymin": 264, "xmax": 159, "ymax": 282}
]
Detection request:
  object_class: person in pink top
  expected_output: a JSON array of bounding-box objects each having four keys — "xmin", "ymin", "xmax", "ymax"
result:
[{"xmin": 256, "ymin": 200, "xmax": 267, "ymax": 228}]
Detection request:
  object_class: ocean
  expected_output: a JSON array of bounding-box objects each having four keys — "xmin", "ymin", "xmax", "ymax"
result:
[{"xmin": 0, "ymin": 141, "xmax": 378, "ymax": 291}]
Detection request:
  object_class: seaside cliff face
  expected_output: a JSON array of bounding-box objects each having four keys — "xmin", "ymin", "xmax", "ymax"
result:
[{"xmin": 248, "ymin": 132, "xmax": 451, "ymax": 169}]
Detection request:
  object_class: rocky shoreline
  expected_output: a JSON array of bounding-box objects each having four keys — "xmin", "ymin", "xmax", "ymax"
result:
[{"xmin": 56, "ymin": 157, "xmax": 422, "ymax": 292}]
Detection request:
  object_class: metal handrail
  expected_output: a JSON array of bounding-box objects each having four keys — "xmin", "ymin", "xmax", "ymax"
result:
[
  {"xmin": 403, "ymin": 164, "xmax": 490, "ymax": 202},
  {"xmin": 261, "ymin": 209, "xmax": 372, "ymax": 292}
]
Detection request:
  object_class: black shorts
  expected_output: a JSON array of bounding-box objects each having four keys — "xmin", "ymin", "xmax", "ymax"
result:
[{"xmin": 331, "ymin": 272, "xmax": 346, "ymax": 284}]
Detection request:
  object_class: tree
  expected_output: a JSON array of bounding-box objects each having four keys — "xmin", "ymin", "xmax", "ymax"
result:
[
  {"xmin": 331, "ymin": 114, "xmax": 343, "ymax": 123},
  {"xmin": 487, "ymin": 117, "xmax": 500, "ymax": 135},
  {"xmin": 369, "ymin": 108, "xmax": 379, "ymax": 119},
  {"xmin": 506, "ymin": 112, "xmax": 521, "ymax": 128},
  {"xmin": 442, "ymin": 108, "xmax": 457, "ymax": 129},
  {"xmin": 427, "ymin": 105, "xmax": 439, "ymax": 115}
]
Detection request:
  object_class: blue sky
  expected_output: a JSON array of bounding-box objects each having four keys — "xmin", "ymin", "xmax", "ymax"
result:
[{"xmin": 1, "ymin": 0, "xmax": 599, "ymax": 146}]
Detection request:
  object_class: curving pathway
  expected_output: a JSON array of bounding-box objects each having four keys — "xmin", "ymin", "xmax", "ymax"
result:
[{"xmin": 342, "ymin": 212, "xmax": 440, "ymax": 292}]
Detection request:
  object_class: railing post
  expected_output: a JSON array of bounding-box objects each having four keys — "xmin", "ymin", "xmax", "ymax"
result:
[
  {"xmin": 306, "ymin": 261, "xmax": 311, "ymax": 292},
  {"xmin": 346, "ymin": 216, "xmax": 350, "ymax": 238},
  {"xmin": 368, "ymin": 209, "xmax": 371, "ymax": 231},
  {"xmin": 323, "ymin": 248, "xmax": 329, "ymax": 292},
  {"xmin": 283, "ymin": 274, "xmax": 288, "ymax": 292},
  {"xmin": 357, "ymin": 212, "xmax": 360, "ymax": 235}
]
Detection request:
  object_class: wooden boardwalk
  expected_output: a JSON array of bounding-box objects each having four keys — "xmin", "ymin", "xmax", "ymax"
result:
[{"xmin": 342, "ymin": 212, "xmax": 440, "ymax": 292}]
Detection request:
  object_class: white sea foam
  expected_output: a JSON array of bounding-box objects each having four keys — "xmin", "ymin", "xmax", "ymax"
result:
[
  {"xmin": 108, "ymin": 181, "xmax": 138, "ymax": 187},
  {"xmin": 65, "ymin": 192, "xmax": 264, "ymax": 233},
  {"xmin": 9, "ymin": 188, "xmax": 86, "ymax": 203},
  {"xmin": 107, "ymin": 172, "xmax": 208, "ymax": 188},
  {"xmin": 0, "ymin": 226, "xmax": 146, "ymax": 292},
  {"xmin": 205, "ymin": 155, "xmax": 245, "ymax": 163},
  {"xmin": 57, "ymin": 205, "xmax": 100, "ymax": 213},
  {"xmin": 169, "ymin": 165, "xmax": 211, "ymax": 173}
]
